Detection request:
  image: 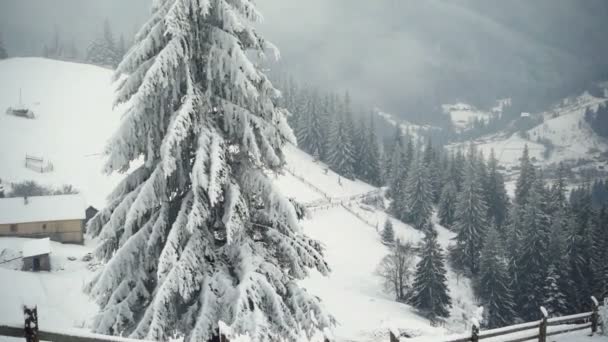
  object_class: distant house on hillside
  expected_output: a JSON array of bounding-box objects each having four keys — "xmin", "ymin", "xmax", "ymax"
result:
[
  {"xmin": 22, "ymin": 237, "xmax": 51, "ymax": 272},
  {"xmin": 0, "ymin": 194, "xmax": 86, "ymax": 244}
]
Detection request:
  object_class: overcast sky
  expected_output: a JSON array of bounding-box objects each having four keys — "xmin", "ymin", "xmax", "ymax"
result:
[{"xmin": 2, "ymin": 0, "xmax": 608, "ymax": 121}]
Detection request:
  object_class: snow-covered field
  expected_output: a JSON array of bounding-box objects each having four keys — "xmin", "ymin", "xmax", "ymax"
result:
[
  {"xmin": 448, "ymin": 94, "xmax": 608, "ymax": 172},
  {"xmin": 0, "ymin": 58, "xmax": 125, "ymax": 208},
  {"xmin": 0, "ymin": 58, "xmax": 605, "ymax": 342},
  {"xmin": 442, "ymin": 103, "xmax": 493, "ymax": 131}
]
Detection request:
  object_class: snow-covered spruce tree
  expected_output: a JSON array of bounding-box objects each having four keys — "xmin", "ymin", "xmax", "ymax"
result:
[
  {"xmin": 514, "ymin": 145, "xmax": 535, "ymax": 206},
  {"xmin": 484, "ymin": 149, "xmax": 509, "ymax": 229},
  {"xmin": 381, "ymin": 219, "xmax": 395, "ymax": 245},
  {"xmin": 478, "ymin": 226, "xmax": 517, "ymax": 328},
  {"xmin": 543, "ymin": 265, "xmax": 569, "ymax": 317},
  {"xmin": 410, "ymin": 227, "xmax": 451, "ymax": 319},
  {"xmin": 422, "ymin": 139, "xmax": 441, "ymax": 203},
  {"xmin": 438, "ymin": 181, "xmax": 457, "ymax": 229},
  {"xmin": 326, "ymin": 111, "xmax": 355, "ymax": 179},
  {"xmin": 86, "ymin": 20, "xmax": 121, "ymax": 68},
  {"xmin": 515, "ymin": 178, "xmax": 550, "ymax": 321},
  {"xmin": 451, "ymin": 146, "xmax": 488, "ymax": 275},
  {"xmin": 590, "ymin": 206, "xmax": 608, "ymax": 299},
  {"xmin": 361, "ymin": 115, "xmax": 383, "ymax": 186},
  {"xmin": 386, "ymin": 127, "xmax": 404, "ymax": 198},
  {"xmin": 402, "ymin": 154, "xmax": 433, "ymax": 230},
  {"xmin": 85, "ymin": 2, "xmax": 333, "ymax": 340}
]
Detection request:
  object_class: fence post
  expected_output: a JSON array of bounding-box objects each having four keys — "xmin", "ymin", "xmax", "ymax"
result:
[
  {"xmin": 539, "ymin": 306, "xmax": 548, "ymax": 342},
  {"xmin": 591, "ymin": 296, "xmax": 599, "ymax": 335},
  {"xmin": 471, "ymin": 321, "xmax": 479, "ymax": 342},
  {"xmin": 23, "ymin": 306, "xmax": 39, "ymax": 342},
  {"xmin": 389, "ymin": 329, "xmax": 399, "ymax": 342}
]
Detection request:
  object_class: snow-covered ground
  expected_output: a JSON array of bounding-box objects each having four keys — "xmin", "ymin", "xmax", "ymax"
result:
[
  {"xmin": 442, "ymin": 103, "xmax": 493, "ymax": 131},
  {"xmin": 0, "ymin": 57, "xmax": 125, "ymax": 208},
  {"xmin": 0, "ymin": 58, "xmax": 605, "ymax": 342},
  {"xmin": 448, "ymin": 93, "xmax": 608, "ymax": 172}
]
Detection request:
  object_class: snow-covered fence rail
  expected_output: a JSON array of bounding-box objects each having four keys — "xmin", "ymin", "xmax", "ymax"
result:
[
  {"xmin": 425, "ymin": 297, "xmax": 603, "ymax": 342},
  {"xmin": 0, "ymin": 306, "xmax": 161, "ymax": 342}
]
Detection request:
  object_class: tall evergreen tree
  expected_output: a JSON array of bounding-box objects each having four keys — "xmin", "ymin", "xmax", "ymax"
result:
[
  {"xmin": 516, "ymin": 178, "xmax": 551, "ymax": 321},
  {"xmin": 410, "ymin": 228, "xmax": 452, "ymax": 319},
  {"xmin": 514, "ymin": 145, "xmax": 536, "ymax": 206},
  {"xmin": 381, "ymin": 219, "xmax": 395, "ymax": 245},
  {"xmin": 402, "ymin": 154, "xmax": 433, "ymax": 230},
  {"xmin": 85, "ymin": 2, "xmax": 332, "ymax": 340},
  {"xmin": 479, "ymin": 226, "xmax": 517, "ymax": 328},
  {"xmin": 438, "ymin": 181, "xmax": 457, "ymax": 228},
  {"xmin": 86, "ymin": 19, "xmax": 121, "ymax": 67},
  {"xmin": 326, "ymin": 111, "xmax": 355, "ymax": 178},
  {"xmin": 590, "ymin": 206, "xmax": 608, "ymax": 299},
  {"xmin": 451, "ymin": 146, "xmax": 488, "ymax": 275},
  {"xmin": 361, "ymin": 114, "xmax": 383, "ymax": 186},
  {"xmin": 485, "ymin": 149, "xmax": 509, "ymax": 228},
  {"xmin": 543, "ymin": 265, "xmax": 569, "ymax": 317}
]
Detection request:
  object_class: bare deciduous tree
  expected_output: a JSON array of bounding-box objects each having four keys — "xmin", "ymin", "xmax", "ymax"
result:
[{"xmin": 376, "ymin": 240, "xmax": 416, "ymax": 302}]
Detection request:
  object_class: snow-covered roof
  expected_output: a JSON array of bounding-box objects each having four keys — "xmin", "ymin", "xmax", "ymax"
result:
[
  {"xmin": 0, "ymin": 194, "xmax": 86, "ymax": 225},
  {"xmin": 22, "ymin": 238, "xmax": 51, "ymax": 257}
]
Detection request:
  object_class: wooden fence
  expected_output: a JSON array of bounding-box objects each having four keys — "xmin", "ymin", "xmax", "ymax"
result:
[
  {"xmin": 0, "ymin": 306, "xmax": 230, "ymax": 342},
  {"xmin": 389, "ymin": 297, "xmax": 603, "ymax": 342}
]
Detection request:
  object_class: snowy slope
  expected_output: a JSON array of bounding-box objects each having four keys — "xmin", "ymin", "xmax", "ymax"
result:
[
  {"xmin": 2, "ymin": 58, "xmax": 595, "ymax": 342},
  {"xmin": 0, "ymin": 58, "xmax": 125, "ymax": 208},
  {"xmin": 448, "ymin": 93, "xmax": 608, "ymax": 173},
  {"xmin": 442, "ymin": 103, "xmax": 492, "ymax": 131}
]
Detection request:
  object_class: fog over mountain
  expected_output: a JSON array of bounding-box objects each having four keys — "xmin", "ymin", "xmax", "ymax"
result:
[{"xmin": 3, "ymin": 0, "xmax": 608, "ymax": 123}]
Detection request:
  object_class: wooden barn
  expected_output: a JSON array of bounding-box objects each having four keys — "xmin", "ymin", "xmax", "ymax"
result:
[
  {"xmin": 0, "ymin": 194, "xmax": 86, "ymax": 244},
  {"xmin": 22, "ymin": 237, "xmax": 51, "ymax": 272}
]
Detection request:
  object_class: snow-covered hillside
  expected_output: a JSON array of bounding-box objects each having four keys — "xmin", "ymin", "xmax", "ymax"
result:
[
  {"xmin": 0, "ymin": 58, "xmax": 603, "ymax": 342},
  {"xmin": 449, "ymin": 93, "xmax": 608, "ymax": 176},
  {"xmin": 0, "ymin": 58, "xmax": 476, "ymax": 341},
  {"xmin": 0, "ymin": 58, "xmax": 125, "ymax": 208}
]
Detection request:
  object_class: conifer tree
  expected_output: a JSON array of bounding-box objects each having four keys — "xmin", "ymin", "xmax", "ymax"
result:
[
  {"xmin": 438, "ymin": 181, "xmax": 457, "ymax": 228},
  {"xmin": 516, "ymin": 178, "xmax": 550, "ymax": 321},
  {"xmin": 451, "ymin": 146, "xmax": 488, "ymax": 275},
  {"xmin": 381, "ymin": 219, "xmax": 395, "ymax": 245},
  {"xmin": 326, "ymin": 111, "xmax": 355, "ymax": 178},
  {"xmin": 403, "ymin": 155, "xmax": 433, "ymax": 230},
  {"xmin": 410, "ymin": 228, "xmax": 451, "ymax": 319},
  {"xmin": 85, "ymin": 2, "xmax": 332, "ymax": 340},
  {"xmin": 485, "ymin": 149, "xmax": 509, "ymax": 228},
  {"xmin": 590, "ymin": 206, "xmax": 608, "ymax": 299},
  {"xmin": 0, "ymin": 33, "xmax": 7, "ymax": 60},
  {"xmin": 543, "ymin": 265, "xmax": 569, "ymax": 317},
  {"xmin": 361, "ymin": 115, "xmax": 383, "ymax": 186},
  {"xmin": 479, "ymin": 226, "xmax": 517, "ymax": 328},
  {"xmin": 514, "ymin": 145, "xmax": 536, "ymax": 206}
]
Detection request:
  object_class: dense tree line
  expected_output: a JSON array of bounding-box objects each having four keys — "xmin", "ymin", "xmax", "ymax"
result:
[
  {"xmin": 273, "ymin": 75, "xmax": 384, "ymax": 186},
  {"xmin": 385, "ymin": 129, "xmax": 608, "ymax": 325},
  {"xmin": 585, "ymin": 104, "xmax": 608, "ymax": 138},
  {"xmin": 85, "ymin": 19, "xmax": 127, "ymax": 68}
]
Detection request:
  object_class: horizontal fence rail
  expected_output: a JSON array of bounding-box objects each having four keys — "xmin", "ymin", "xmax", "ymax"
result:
[{"xmin": 391, "ymin": 297, "xmax": 603, "ymax": 342}]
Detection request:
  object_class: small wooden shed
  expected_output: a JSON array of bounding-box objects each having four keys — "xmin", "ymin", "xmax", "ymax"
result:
[{"xmin": 22, "ymin": 238, "xmax": 51, "ymax": 272}]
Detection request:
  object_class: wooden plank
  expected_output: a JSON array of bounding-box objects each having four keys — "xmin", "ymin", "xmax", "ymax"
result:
[
  {"xmin": 478, "ymin": 322, "xmax": 540, "ymax": 339},
  {"xmin": 547, "ymin": 312, "xmax": 592, "ymax": 326},
  {"xmin": 0, "ymin": 324, "xmax": 24, "ymax": 339},
  {"xmin": 545, "ymin": 323, "xmax": 592, "ymax": 337},
  {"xmin": 0, "ymin": 324, "xmax": 153, "ymax": 342}
]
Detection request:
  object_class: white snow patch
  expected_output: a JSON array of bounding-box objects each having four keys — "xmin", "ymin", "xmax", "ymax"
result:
[
  {"xmin": 0, "ymin": 194, "xmax": 86, "ymax": 225},
  {"xmin": 22, "ymin": 237, "xmax": 51, "ymax": 258}
]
